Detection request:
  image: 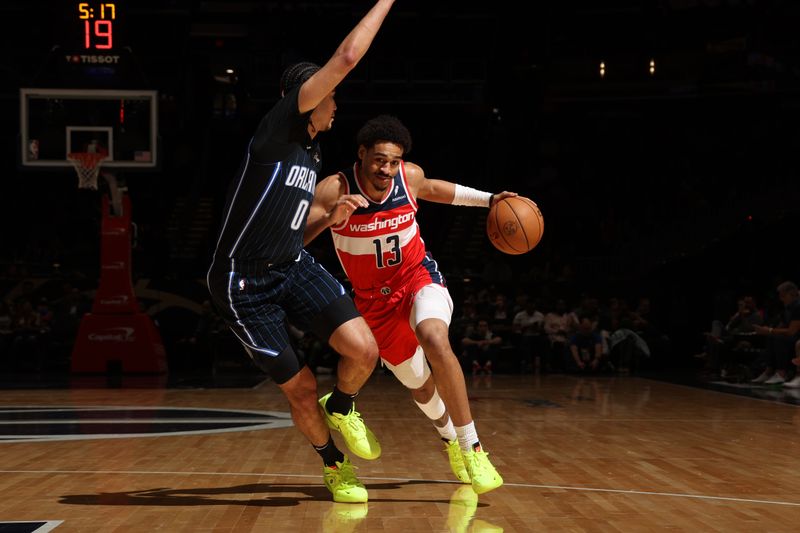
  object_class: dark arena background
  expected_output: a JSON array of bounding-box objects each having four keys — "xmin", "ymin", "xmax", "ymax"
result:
[{"xmin": 0, "ymin": 1, "xmax": 799, "ymax": 531}]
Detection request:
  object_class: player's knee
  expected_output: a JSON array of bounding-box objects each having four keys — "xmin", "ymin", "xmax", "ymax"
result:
[
  {"xmin": 363, "ymin": 335, "xmax": 379, "ymax": 364},
  {"xmin": 346, "ymin": 332, "xmax": 379, "ymax": 365},
  {"xmin": 280, "ymin": 368, "xmax": 318, "ymax": 406},
  {"xmin": 417, "ymin": 331, "xmax": 452, "ymax": 360}
]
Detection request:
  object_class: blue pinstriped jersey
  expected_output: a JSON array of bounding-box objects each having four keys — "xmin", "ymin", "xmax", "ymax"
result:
[{"xmin": 210, "ymin": 86, "xmax": 321, "ymax": 266}]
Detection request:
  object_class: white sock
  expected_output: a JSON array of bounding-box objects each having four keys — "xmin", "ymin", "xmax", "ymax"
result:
[
  {"xmin": 436, "ymin": 417, "xmax": 457, "ymax": 442},
  {"xmin": 455, "ymin": 421, "xmax": 479, "ymax": 453}
]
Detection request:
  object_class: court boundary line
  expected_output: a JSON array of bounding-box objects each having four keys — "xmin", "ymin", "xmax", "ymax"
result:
[{"xmin": 1, "ymin": 468, "xmax": 798, "ymax": 507}]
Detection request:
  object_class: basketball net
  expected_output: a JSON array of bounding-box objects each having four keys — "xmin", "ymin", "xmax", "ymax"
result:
[{"xmin": 67, "ymin": 152, "xmax": 107, "ymax": 190}]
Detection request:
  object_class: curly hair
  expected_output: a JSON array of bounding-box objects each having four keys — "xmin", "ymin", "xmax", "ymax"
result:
[
  {"xmin": 279, "ymin": 62, "xmax": 320, "ymax": 95},
  {"xmin": 356, "ymin": 115, "xmax": 412, "ymax": 154}
]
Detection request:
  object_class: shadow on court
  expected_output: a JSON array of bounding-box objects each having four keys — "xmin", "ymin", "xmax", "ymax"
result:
[{"xmin": 58, "ymin": 480, "xmax": 487, "ymax": 507}]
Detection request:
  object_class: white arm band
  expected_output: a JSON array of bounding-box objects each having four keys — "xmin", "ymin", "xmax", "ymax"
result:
[{"xmin": 452, "ymin": 184, "xmax": 492, "ymax": 207}]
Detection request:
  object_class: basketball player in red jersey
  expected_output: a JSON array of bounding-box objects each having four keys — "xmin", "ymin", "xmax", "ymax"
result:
[{"xmin": 305, "ymin": 115, "xmax": 515, "ymax": 494}]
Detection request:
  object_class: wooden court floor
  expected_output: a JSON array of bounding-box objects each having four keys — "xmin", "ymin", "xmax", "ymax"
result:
[{"xmin": 0, "ymin": 373, "xmax": 799, "ymax": 532}]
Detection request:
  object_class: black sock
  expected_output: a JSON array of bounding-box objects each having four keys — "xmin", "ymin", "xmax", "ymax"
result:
[
  {"xmin": 325, "ymin": 385, "xmax": 357, "ymax": 416},
  {"xmin": 314, "ymin": 436, "xmax": 345, "ymax": 467}
]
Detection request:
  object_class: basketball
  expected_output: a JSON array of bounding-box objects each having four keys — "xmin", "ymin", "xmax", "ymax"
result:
[{"xmin": 486, "ymin": 196, "xmax": 544, "ymax": 255}]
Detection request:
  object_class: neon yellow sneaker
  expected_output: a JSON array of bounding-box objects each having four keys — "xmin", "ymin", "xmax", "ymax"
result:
[
  {"xmin": 319, "ymin": 393, "xmax": 381, "ymax": 460},
  {"xmin": 322, "ymin": 502, "xmax": 368, "ymax": 532},
  {"xmin": 462, "ymin": 448, "xmax": 503, "ymax": 495},
  {"xmin": 446, "ymin": 485, "xmax": 478, "ymax": 533},
  {"xmin": 323, "ymin": 456, "xmax": 368, "ymax": 503},
  {"xmin": 445, "ymin": 439, "xmax": 471, "ymax": 484},
  {"xmin": 472, "ymin": 518, "xmax": 505, "ymax": 532}
]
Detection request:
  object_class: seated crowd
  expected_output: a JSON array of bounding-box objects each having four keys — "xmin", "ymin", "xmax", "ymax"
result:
[
  {"xmin": 695, "ymin": 280, "xmax": 800, "ymax": 387},
  {"xmin": 449, "ymin": 286, "xmax": 662, "ymax": 377}
]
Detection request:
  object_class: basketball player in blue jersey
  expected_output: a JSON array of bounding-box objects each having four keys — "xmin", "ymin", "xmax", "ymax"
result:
[
  {"xmin": 305, "ymin": 115, "xmax": 516, "ymax": 495},
  {"xmin": 207, "ymin": 0, "xmax": 395, "ymax": 504}
]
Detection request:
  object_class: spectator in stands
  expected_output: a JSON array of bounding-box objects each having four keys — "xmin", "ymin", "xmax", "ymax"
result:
[
  {"xmin": 490, "ymin": 293, "xmax": 511, "ymax": 323},
  {"xmin": 630, "ymin": 296, "xmax": 670, "ymax": 362},
  {"xmin": 450, "ymin": 298, "xmax": 479, "ymax": 358},
  {"xmin": 696, "ymin": 295, "xmax": 763, "ymax": 376},
  {"xmin": 752, "ymin": 281, "xmax": 800, "ymax": 386},
  {"xmin": 512, "ymin": 298, "xmax": 546, "ymax": 373},
  {"xmin": 461, "ymin": 318, "xmax": 502, "ymax": 375},
  {"xmin": 543, "ymin": 298, "xmax": 578, "ymax": 372},
  {"xmin": 568, "ymin": 316, "xmax": 606, "ymax": 373},
  {"xmin": 489, "ymin": 292, "xmax": 513, "ymax": 341},
  {"xmin": 511, "ymin": 292, "xmax": 529, "ymax": 316},
  {"xmin": 573, "ymin": 295, "xmax": 601, "ymax": 327}
]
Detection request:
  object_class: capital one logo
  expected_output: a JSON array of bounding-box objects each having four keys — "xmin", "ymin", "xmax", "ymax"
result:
[{"xmin": 88, "ymin": 327, "xmax": 136, "ymax": 343}]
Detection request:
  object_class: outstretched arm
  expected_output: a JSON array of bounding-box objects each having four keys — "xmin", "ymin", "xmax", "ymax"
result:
[
  {"xmin": 298, "ymin": 0, "xmax": 395, "ymax": 113},
  {"xmin": 403, "ymin": 162, "xmax": 517, "ymax": 207},
  {"xmin": 304, "ymin": 174, "xmax": 368, "ymax": 246}
]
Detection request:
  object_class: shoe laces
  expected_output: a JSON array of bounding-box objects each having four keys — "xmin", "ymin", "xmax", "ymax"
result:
[
  {"xmin": 465, "ymin": 450, "xmax": 491, "ymax": 475},
  {"xmin": 335, "ymin": 459, "xmax": 360, "ymax": 487},
  {"xmin": 340, "ymin": 409, "xmax": 366, "ymax": 434},
  {"xmin": 446, "ymin": 440, "xmax": 462, "ymax": 456}
]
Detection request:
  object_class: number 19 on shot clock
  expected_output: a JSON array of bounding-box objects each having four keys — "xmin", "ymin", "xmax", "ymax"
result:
[{"xmin": 78, "ymin": 2, "xmax": 117, "ymax": 50}]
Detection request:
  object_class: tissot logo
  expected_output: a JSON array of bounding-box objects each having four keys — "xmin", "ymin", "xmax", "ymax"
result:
[
  {"xmin": 88, "ymin": 327, "xmax": 135, "ymax": 342},
  {"xmin": 0, "ymin": 407, "xmax": 293, "ymax": 443},
  {"xmin": 65, "ymin": 55, "xmax": 121, "ymax": 64}
]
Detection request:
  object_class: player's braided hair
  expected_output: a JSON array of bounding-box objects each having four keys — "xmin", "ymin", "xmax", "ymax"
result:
[
  {"xmin": 279, "ymin": 61, "xmax": 321, "ymax": 95},
  {"xmin": 356, "ymin": 115, "xmax": 413, "ymax": 154}
]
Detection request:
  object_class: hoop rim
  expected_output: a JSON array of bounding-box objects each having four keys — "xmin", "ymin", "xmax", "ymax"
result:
[
  {"xmin": 67, "ymin": 151, "xmax": 108, "ymax": 169},
  {"xmin": 68, "ymin": 152, "xmax": 108, "ymax": 190}
]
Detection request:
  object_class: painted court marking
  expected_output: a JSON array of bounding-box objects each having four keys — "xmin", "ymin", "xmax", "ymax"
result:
[
  {"xmin": 0, "ymin": 521, "xmax": 63, "ymax": 532},
  {"xmin": 1, "ymin": 468, "xmax": 797, "ymax": 508}
]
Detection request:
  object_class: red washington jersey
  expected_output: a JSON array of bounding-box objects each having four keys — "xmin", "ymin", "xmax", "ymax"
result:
[{"xmin": 330, "ymin": 162, "xmax": 444, "ymax": 299}]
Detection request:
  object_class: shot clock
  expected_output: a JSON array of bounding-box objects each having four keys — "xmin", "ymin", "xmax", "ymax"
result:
[{"xmin": 78, "ymin": 2, "xmax": 117, "ymax": 50}]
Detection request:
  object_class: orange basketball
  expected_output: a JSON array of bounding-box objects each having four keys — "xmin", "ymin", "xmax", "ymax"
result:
[{"xmin": 486, "ymin": 196, "xmax": 544, "ymax": 255}]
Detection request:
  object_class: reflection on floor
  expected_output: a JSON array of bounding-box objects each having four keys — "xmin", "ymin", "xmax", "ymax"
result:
[{"xmin": 644, "ymin": 370, "xmax": 800, "ymax": 406}]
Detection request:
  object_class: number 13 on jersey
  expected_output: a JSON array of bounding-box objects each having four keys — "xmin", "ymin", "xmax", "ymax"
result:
[{"xmin": 373, "ymin": 235, "xmax": 401, "ymax": 268}]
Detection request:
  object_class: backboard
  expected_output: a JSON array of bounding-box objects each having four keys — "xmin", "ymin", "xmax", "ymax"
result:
[{"xmin": 20, "ymin": 88, "xmax": 158, "ymax": 169}]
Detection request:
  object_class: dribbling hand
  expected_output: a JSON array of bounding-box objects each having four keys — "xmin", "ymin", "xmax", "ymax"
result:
[{"xmin": 329, "ymin": 194, "xmax": 369, "ymax": 225}]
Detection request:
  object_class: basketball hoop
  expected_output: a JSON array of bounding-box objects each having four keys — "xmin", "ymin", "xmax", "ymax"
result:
[{"xmin": 68, "ymin": 152, "xmax": 107, "ymax": 190}]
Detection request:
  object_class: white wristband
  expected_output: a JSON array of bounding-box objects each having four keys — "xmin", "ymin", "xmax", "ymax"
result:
[{"xmin": 452, "ymin": 184, "xmax": 492, "ymax": 207}]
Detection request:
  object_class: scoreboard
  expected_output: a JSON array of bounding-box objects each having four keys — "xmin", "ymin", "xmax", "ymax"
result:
[{"xmin": 78, "ymin": 3, "xmax": 118, "ymax": 50}]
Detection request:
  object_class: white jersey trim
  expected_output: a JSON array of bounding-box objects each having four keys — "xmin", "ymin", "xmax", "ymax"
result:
[
  {"xmin": 332, "ymin": 222, "xmax": 418, "ymax": 256},
  {"xmin": 399, "ymin": 161, "xmax": 418, "ymax": 211}
]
